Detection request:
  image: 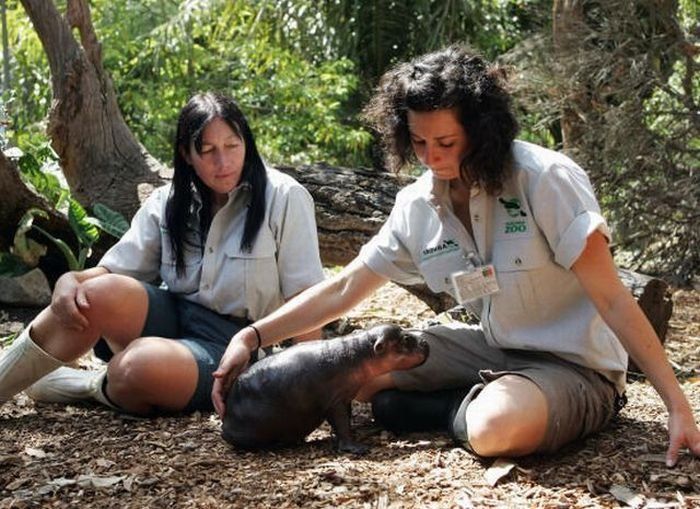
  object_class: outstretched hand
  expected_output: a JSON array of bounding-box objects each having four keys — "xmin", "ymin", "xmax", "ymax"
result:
[
  {"xmin": 211, "ymin": 332, "xmax": 255, "ymax": 419},
  {"xmin": 665, "ymin": 406, "xmax": 700, "ymax": 467}
]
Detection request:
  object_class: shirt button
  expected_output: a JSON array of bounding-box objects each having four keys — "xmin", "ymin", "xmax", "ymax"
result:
[
  {"xmin": 203, "ymin": 283, "xmax": 210, "ymax": 290},
  {"xmin": 514, "ymin": 257, "xmax": 522, "ymax": 266},
  {"xmin": 208, "ymin": 247, "xmax": 214, "ymax": 254},
  {"xmin": 473, "ymin": 214, "xmax": 480, "ymax": 222}
]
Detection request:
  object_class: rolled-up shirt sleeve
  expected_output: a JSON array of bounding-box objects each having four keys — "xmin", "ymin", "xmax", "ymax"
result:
[
  {"xmin": 98, "ymin": 187, "xmax": 166, "ymax": 282},
  {"xmin": 529, "ymin": 160, "xmax": 611, "ymax": 270},
  {"xmin": 270, "ymin": 185, "xmax": 325, "ymax": 298}
]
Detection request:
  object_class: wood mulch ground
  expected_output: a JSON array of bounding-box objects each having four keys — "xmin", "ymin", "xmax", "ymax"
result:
[{"xmin": 0, "ymin": 285, "xmax": 698, "ymax": 508}]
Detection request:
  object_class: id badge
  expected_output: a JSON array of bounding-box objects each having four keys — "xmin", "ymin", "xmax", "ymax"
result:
[{"xmin": 451, "ymin": 264, "xmax": 500, "ymax": 304}]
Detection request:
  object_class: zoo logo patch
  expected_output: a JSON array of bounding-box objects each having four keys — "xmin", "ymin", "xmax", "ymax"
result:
[
  {"xmin": 421, "ymin": 239, "xmax": 460, "ymax": 261},
  {"xmin": 499, "ymin": 197, "xmax": 528, "ymax": 234}
]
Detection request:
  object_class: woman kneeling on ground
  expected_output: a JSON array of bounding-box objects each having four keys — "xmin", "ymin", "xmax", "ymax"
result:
[
  {"xmin": 213, "ymin": 46, "xmax": 699, "ymax": 466},
  {"xmin": 0, "ymin": 92, "xmax": 324, "ymax": 415}
]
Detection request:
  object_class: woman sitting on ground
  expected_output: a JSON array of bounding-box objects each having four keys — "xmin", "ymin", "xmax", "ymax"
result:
[
  {"xmin": 212, "ymin": 46, "xmax": 699, "ymax": 466},
  {"xmin": 0, "ymin": 92, "xmax": 324, "ymax": 415}
]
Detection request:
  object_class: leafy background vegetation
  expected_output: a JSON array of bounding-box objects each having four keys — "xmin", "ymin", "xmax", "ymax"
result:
[{"xmin": 1, "ymin": 0, "xmax": 697, "ymax": 283}]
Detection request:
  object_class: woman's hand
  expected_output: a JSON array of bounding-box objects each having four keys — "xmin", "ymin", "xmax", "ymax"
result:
[
  {"xmin": 50, "ymin": 267, "xmax": 110, "ymax": 331},
  {"xmin": 212, "ymin": 327, "xmax": 258, "ymax": 419},
  {"xmin": 666, "ymin": 404, "xmax": 700, "ymax": 467},
  {"xmin": 50, "ymin": 272, "xmax": 91, "ymax": 331}
]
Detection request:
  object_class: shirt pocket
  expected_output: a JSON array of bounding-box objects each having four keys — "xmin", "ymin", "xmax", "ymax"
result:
[
  {"xmin": 223, "ymin": 231, "xmax": 280, "ymax": 315},
  {"xmin": 491, "ymin": 237, "xmax": 552, "ymax": 315},
  {"xmin": 418, "ymin": 249, "xmax": 469, "ymax": 295},
  {"xmin": 159, "ymin": 229, "xmax": 202, "ymax": 295}
]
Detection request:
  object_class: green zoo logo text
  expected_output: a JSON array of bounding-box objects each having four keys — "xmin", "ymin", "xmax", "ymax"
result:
[{"xmin": 504, "ymin": 221, "xmax": 527, "ymax": 234}]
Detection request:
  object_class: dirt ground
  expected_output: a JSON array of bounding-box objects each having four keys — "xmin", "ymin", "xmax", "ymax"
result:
[{"xmin": 0, "ymin": 284, "xmax": 698, "ymax": 508}]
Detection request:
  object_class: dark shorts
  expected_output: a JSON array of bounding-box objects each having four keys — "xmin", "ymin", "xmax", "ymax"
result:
[
  {"xmin": 392, "ymin": 322, "xmax": 625, "ymax": 454},
  {"xmin": 94, "ymin": 284, "xmax": 249, "ymax": 413}
]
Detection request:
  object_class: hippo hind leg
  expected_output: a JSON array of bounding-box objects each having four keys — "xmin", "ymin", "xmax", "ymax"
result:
[{"xmin": 327, "ymin": 402, "xmax": 369, "ymax": 455}]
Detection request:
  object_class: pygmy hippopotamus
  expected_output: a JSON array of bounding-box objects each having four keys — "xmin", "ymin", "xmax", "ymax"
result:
[{"xmin": 222, "ymin": 324, "xmax": 429, "ymax": 454}]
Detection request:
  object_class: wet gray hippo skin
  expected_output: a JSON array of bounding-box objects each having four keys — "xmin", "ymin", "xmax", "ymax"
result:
[{"xmin": 222, "ymin": 324, "xmax": 429, "ymax": 454}]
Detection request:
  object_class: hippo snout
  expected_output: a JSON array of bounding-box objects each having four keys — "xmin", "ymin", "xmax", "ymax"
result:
[
  {"xmin": 371, "ymin": 326, "xmax": 429, "ymax": 367},
  {"xmin": 403, "ymin": 330, "xmax": 430, "ymax": 365}
]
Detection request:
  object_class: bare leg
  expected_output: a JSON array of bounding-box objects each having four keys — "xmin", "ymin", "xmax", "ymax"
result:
[
  {"xmin": 465, "ymin": 375, "xmax": 548, "ymax": 456},
  {"xmin": 30, "ymin": 274, "xmax": 149, "ymax": 362},
  {"xmin": 106, "ymin": 337, "xmax": 199, "ymax": 414}
]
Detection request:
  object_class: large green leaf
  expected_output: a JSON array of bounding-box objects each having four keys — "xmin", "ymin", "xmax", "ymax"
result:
[
  {"xmin": 68, "ymin": 198, "xmax": 100, "ymax": 248},
  {"xmin": 31, "ymin": 225, "xmax": 81, "ymax": 271},
  {"xmin": 92, "ymin": 203, "xmax": 129, "ymax": 239}
]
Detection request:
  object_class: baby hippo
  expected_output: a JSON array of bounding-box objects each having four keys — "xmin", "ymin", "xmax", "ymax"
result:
[{"xmin": 222, "ymin": 324, "xmax": 429, "ymax": 454}]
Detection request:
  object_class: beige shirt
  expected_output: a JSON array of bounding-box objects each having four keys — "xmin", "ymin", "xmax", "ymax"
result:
[
  {"xmin": 359, "ymin": 141, "xmax": 628, "ymax": 393},
  {"xmin": 99, "ymin": 167, "xmax": 325, "ymax": 321}
]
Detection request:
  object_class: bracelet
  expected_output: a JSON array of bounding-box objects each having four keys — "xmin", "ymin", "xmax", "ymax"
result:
[{"xmin": 247, "ymin": 324, "xmax": 262, "ymax": 351}]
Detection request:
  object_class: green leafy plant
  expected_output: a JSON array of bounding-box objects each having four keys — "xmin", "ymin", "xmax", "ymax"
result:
[
  {"xmin": 3, "ymin": 142, "xmax": 129, "ymax": 273},
  {"xmin": 20, "ymin": 201, "xmax": 128, "ymax": 272}
]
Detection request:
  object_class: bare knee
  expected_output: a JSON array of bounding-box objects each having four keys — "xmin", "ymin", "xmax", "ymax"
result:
[
  {"xmin": 465, "ymin": 377, "xmax": 548, "ymax": 457},
  {"xmin": 106, "ymin": 338, "xmax": 197, "ymax": 414},
  {"xmin": 79, "ymin": 274, "xmax": 148, "ymax": 344},
  {"xmin": 80, "ymin": 274, "xmax": 145, "ymax": 320}
]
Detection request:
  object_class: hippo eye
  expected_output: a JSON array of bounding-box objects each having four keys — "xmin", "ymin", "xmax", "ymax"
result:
[{"xmin": 373, "ymin": 339, "xmax": 386, "ymax": 355}]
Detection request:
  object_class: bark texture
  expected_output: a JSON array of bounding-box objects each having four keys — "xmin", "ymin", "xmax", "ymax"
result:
[
  {"xmin": 0, "ymin": 151, "xmax": 72, "ymax": 250},
  {"xmin": 552, "ymin": 0, "xmax": 586, "ymax": 151},
  {"xmin": 19, "ymin": 0, "xmax": 167, "ymax": 218}
]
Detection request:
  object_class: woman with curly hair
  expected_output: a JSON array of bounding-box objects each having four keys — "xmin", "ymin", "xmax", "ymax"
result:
[{"xmin": 213, "ymin": 46, "xmax": 699, "ymax": 463}]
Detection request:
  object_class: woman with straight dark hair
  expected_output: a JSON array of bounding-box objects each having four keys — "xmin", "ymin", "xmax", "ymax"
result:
[
  {"xmin": 0, "ymin": 92, "xmax": 324, "ymax": 415},
  {"xmin": 213, "ymin": 46, "xmax": 699, "ymax": 465}
]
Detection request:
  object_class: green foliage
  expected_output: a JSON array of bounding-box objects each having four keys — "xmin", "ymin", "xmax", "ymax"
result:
[
  {"xmin": 2, "ymin": 138, "xmax": 128, "ymax": 272},
  {"xmin": 4, "ymin": 0, "xmax": 547, "ymax": 169},
  {"xmin": 22, "ymin": 208, "xmax": 82, "ymax": 271},
  {"xmin": 88, "ymin": 0, "xmax": 370, "ymax": 166},
  {"xmin": 12, "ymin": 141, "xmax": 69, "ymax": 207},
  {"xmin": 1, "ymin": 4, "xmax": 51, "ymax": 144},
  {"xmin": 91, "ymin": 204, "xmax": 129, "ymax": 239},
  {"xmin": 15, "ymin": 200, "xmax": 127, "ymax": 272}
]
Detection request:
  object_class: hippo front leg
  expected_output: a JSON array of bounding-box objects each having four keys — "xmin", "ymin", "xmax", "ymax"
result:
[{"xmin": 326, "ymin": 403, "xmax": 369, "ymax": 455}]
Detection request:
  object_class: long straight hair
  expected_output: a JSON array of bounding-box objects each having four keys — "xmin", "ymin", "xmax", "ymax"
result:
[{"xmin": 166, "ymin": 92, "xmax": 267, "ymax": 276}]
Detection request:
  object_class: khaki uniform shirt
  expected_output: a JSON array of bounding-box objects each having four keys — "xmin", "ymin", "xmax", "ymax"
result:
[
  {"xmin": 359, "ymin": 141, "xmax": 627, "ymax": 393},
  {"xmin": 99, "ymin": 167, "xmax": 325, "ymax": 321}
]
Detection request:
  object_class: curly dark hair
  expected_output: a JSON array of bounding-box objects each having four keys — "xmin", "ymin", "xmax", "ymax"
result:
[{"xmin": 362, "ymin": 45, "xmax": 518, "ymax": 195}]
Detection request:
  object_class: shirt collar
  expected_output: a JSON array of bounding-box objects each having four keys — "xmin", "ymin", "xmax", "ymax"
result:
[{"xmin": 427, "ymin": 173, "xmax": 480, "ymax": 215}]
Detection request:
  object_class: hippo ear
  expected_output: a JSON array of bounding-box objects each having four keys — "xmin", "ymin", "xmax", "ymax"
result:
[{"xmin": 373, "ymin": 338, "xmax": 386, "ymax": 355}]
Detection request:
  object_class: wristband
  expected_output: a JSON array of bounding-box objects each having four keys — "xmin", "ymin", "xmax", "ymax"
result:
[{"xmin": 247, "ymin": 325, "xmax": 262, "ymax": 351}]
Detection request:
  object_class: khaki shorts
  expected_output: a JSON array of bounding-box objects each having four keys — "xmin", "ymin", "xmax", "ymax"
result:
[{"xmin": 392, "ymin": 322, "xmax": 623, "ymax": 453}]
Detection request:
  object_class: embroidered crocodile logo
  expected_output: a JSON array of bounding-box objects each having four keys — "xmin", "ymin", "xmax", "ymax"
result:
[{"xmin": 498, "ymin": 197, "xmax": 527, "ymax": 218}]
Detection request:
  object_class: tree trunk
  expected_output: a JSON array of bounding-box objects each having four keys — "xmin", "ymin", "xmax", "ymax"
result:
[
  {"xmin": 19, "ymin": 0, "xmax": 167, "ymax": 218},
  {"xmin": 552, "ymin": 0, "xmax": 587, "ymax": 152}
]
